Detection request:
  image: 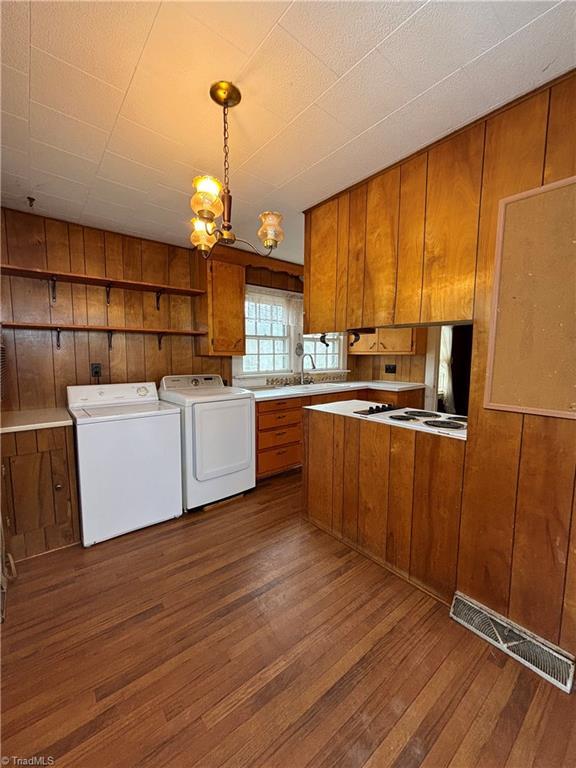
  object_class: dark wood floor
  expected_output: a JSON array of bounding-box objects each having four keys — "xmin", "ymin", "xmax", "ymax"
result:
[{"xmin": 2, "ymin": 472, "xmax": 575, "ymax": 768}]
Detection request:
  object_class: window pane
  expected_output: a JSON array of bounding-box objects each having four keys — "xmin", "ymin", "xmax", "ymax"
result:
[
  {"xmin": 259, "ymin": 339, "xmax": 273, "ymax": 354},
  {"xmin": 274, "ymin": 339, "xmax": 285, "ymax": 353},
  {"xmin": 277, "ymin": 355, "xmax": 289, "ymax": 370},
  {"xmin": 243, "ymin": 355, "xmax": 258, "ymax": 372},
  {"xmin": 256, "ymin": 320, "xmax": 271, "ymax": 335},
  {"xmin": 246, "ymin": 318, "xmax": 256, "ymax": 335},
  {"xmin": 246, "ymin": 301, "xmax": 256, "ymax": 319},
  {"xmin": 246, "ymin": 339, "xmax": 258, "ymax": 354},
  {"xmin": 260, "ymin": 355, "xmax": 273, "ymax": 371},
  {"xmin": 304, "ymin": 341, "xmax": 315, "ymax": 354}
]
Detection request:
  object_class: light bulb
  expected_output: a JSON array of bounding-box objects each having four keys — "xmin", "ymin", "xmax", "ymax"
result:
[
  {"xmin": 257, "ymin": 211, "xmax": 284, "ymax": 249},
  {"xmin": 191, "ymin": 175, "xmax": 223, "ymax": 221},
  {"xmin": 190, "ymin": 217, "xmax": 217, "ymax": 253}
]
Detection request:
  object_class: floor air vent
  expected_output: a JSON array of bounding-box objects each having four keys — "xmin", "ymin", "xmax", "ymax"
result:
[{"xmin": 450, "ymin": 593, "xmax": 574, "ymax": 693}]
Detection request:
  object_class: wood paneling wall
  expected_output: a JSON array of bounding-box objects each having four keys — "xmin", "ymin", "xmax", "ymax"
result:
[
  {"xmin": 0, "ymin": 210, "xmax": 300, "ymax": 410},
  {"xmin": 307, "ymin": 72, "xmax": 576, "ymax": 653},
  {"xmin": 348, "ymin": 351, "xmax": 426, "ymax": 384}
]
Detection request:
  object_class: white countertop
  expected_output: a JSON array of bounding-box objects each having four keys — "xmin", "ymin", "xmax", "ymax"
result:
[
  {"xmin": 1, "ymin": 408, "xmax": 73, "ymax": 434},
  {"xmin": 252, "ymin": 380, "xmax": 425, "ymax": 402},
  {"xmin": 304, "ymin": 399, "xmax": 468, "ymax": 441}
]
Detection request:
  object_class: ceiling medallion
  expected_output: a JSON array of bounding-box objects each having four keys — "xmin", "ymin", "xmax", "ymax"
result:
[{"xmin": 190, "ymin": 81, "xmax": 284, "ymax": 259}]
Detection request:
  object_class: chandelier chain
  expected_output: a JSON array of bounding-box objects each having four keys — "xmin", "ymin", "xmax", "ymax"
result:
[{"xmin": 223, "ymin": 105, "xmax": 230, "ymax": 192}]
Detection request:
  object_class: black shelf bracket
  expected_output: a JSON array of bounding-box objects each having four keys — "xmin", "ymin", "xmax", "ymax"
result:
[
  {"xmin": 350, "ymin": 331, "xmax": 361, "ymax": 348},
  {"xmin": 105, "ymin": 284, "xmax": 112, "ymax": 305},
  {"xmin": 55, "ymin": 327, "xmax": 62, "ymax": 349},
  {"xmin": 107, "ymin": 331, "xmax": 113, "ymax": 350},
  {"xmin": 49, "ymin": 277, "xmax": 57, "ymax": 304},
  {"xmin": 155, "ymin": 290, "xmax": 163, "ymax": 311},
  {"xmin": 157, "ymin": 333, "xmax": 164, "ymax": 351}
]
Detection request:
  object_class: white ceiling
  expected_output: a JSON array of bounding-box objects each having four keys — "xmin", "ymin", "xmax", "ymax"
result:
[{"xmin": 1, "ymin": 1, "xmax": 574, "ymax": 265}]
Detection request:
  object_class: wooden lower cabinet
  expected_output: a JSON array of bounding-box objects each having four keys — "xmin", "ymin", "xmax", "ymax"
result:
[
  {"xmin": 1, "ymin": 427, "xmax": 80, "ymax": 561},
  {"xmin": 257, "ymin": 388, "xmax": 425, "ymax": 479},
  {"xmin": 304, "ymin": 411, "xmax": 466, "ymax": 603}
]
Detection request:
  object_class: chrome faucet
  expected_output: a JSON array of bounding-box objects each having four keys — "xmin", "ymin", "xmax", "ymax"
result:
[{"xmin": 301, "ymin": 353, "xmax": 316, "ymax": 385}]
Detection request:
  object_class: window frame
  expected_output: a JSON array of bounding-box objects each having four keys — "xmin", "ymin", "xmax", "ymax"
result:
[{"xmin": 233, "ymin": 285, "xmax": 347, "ymax": 379}]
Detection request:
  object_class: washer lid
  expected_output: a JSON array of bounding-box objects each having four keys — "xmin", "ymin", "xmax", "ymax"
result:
[
  {"xmin": 71, "ymin": 401, "xmax": 180, "ymax": 424},
  {"xmin": 159, "ymin": 386, "xmax": 253, "ymax": 406}
]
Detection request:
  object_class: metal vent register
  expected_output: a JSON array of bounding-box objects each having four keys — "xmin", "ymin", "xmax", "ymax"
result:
[{"xmin": 450, "ymin": 593, "xmax": 574, "ymax": 693}]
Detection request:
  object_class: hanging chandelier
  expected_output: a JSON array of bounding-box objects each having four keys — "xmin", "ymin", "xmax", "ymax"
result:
[{"xmin": 189, "ymin": 81, "xmax": 284, "ymax": 259}]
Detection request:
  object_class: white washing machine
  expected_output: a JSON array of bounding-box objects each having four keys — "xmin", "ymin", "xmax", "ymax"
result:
[
  {"xmin": 159, "ymin": 375, "xmax": 255, "ymax": 510},
  {"xmin": 68, "ymin": 382, "xmax": 182, "ymax": 546}
]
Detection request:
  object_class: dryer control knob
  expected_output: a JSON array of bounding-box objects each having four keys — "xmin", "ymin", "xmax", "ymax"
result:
[{"xmin": 137, "ymin": 386, "xmax": 149, "ymax": 396}]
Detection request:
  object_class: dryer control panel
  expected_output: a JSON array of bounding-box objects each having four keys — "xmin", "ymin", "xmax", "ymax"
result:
[{"xmin": 160, "ymin": 375, "xmax": 224, "ymax": 391}]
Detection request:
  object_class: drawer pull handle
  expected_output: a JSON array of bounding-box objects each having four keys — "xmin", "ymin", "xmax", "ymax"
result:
[
  {"xmin": 275, "ymin": 431, "xmax": 287, "ymax": 437},
  {"xmin": 54, "ymin": 483, "xmax": 63, "ymax": 491},
  {"xmin": 277, "ymin": 415, "xmax": 287, "ymax": 420},
  {"xmin": 277, "ymin": 450, "xmax": 287, "ymax": 456}
]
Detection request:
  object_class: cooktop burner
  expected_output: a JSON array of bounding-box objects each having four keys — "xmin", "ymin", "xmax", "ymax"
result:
[
  {"xmin": 447, "ymin": 416, "xmax": 468, "ymax": 423},
  {"xmin": 389, "ymin": 414, "xmax": 418, "ymax": 421},
  {"xmin": 405, "ymin": 410, "xmax": 438, "ymax": 418},
  {"xmin": 423, "ymin": 419, "xmax": 466, "ymax": 430}
]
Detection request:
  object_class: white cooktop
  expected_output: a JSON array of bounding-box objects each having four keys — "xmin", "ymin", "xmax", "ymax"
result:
[{"xmin": 304, "ymin": 400, "xmax": 468, "ymax": 440}]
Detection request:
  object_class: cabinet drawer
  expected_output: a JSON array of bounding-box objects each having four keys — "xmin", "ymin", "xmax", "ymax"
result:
[
  {"xmin": 258, "ymin": 409, "xmax": 302, "ymax": 430},
  {"xmin": 258, "ymin": 424, "xmax": 302, "ymax": 450},
  {"xmin": 258, "ymin": 444, "xmax": 303, "ymax": 476},
  {"xmin": 257, "ymin": 397, "xmax": 305, "ymax": 413}
]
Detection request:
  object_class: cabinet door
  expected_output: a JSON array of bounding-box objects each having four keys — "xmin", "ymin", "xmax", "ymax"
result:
[
  {"xmin": 346, "ymin": 185, "xmax": 367, "ymax": 329},
  {"xmin": 307, "ymin": 198, "xmax": 338, "ymax": 333},
  {"xmin": 395, "ymin": 154, "xmax": 427, "ymax": 324},
  {"xmin": 335, "ymin": 193, "xmax": 349, "ymax": 331},
  {"xmin": 348, "ymin": 330, "xmax": 378, "ymax": 354},
  {"xmin": 363, "ymin": 168, "xmax": 400, "ymax": 327},
  {"xmin": 421, "ymin": 124, "xmax": 484, "ymax": 323},
  {"xmin": 209, "ymin": 260, "xmax": 245, "ymax": 355},
  {"xmin": 377, "ymin": 327, "xmax": 415, "ymax": 354}
]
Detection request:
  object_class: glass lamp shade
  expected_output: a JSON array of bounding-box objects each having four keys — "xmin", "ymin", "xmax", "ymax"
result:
[
  {"xmin": 191, "ymin": 175, "xmax": 223, "ymax": 221},
  {"xmin": 257, "ymin": 211, "xmax": 284, "ymax": 249},
  {"xmin": 190, "ymin": 217, "xmax": 217, "ymax": 253}
]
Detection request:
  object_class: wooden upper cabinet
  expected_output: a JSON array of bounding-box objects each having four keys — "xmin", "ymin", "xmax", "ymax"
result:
[
  {"xmin": 395, "ymin": 154, "xmax": 427, "ymax": 324},
  {"xmin": 335, "ymin": 193, "xmax": 349, "ymax": 331},
  {"xmin": 307, "ymin": 198, "xmax": 338, "ymax": 334},
  {"xmin": 199, "ymin": 260, "xmax": 245, "ymax": 356},
  {"xmin": 346, "ymin": 184, "xmax": 367, "ymax": 329},
  {"xmin": 363, "ymin": 168, "xmax": 400, "ymax": 327},
  {"xmin": 421, "ymin": 124, "xmax": 484, "ymax": 323},
  {"xmin": 348, "ymin": 329, "xmax": 379, "ymax": 354},
  {"xmin": 348, "ymin": 327, "xmax": 426, "ymax": 356}
]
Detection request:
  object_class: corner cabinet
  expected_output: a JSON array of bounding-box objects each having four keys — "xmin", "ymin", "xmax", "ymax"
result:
[
  {"xmin": 196, "ymin": 260, "xmax": 246, "ymax": 356},
  {"xmin": 1, "ymin": 427, "xmax": 80, "ymax": 561}
]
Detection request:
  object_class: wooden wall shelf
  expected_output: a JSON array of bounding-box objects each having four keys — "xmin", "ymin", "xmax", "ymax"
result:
[
  {"xmin": 1, "ymin": 322, "xmax": 207, "ymax": 350},
  {"xmin": 0, "ymin": 264, "xmax": 205, "ymax": 310}
]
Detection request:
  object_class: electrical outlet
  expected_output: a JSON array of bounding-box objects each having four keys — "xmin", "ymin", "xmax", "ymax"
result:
[
  {"xmin": 385, "ymin": 364, "xmax": 397, "ymax": 374},
  {"xmin": 90, "ymin": 363, "xmax": 102, "ymax": 378}
]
